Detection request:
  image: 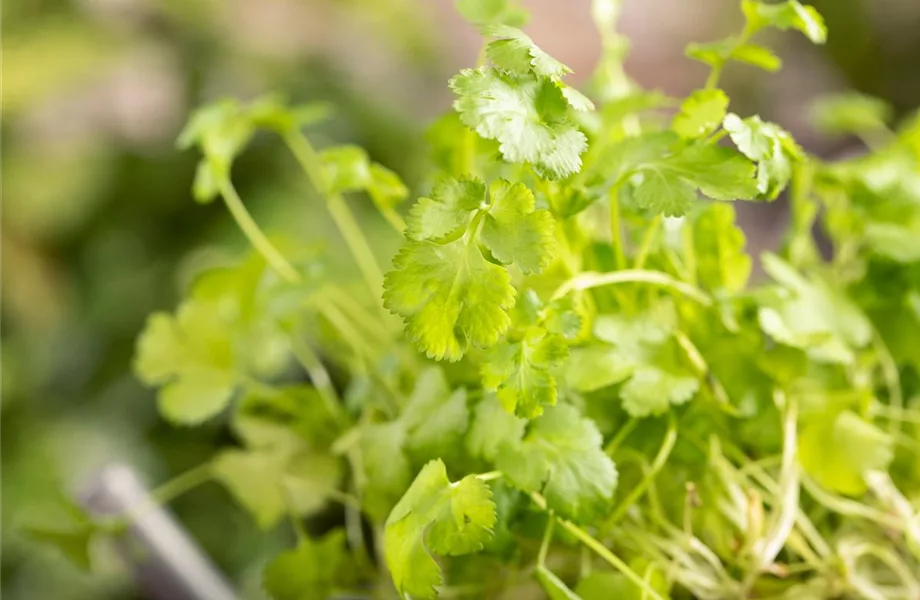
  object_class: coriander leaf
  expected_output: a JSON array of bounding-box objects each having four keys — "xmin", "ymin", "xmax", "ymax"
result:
[
  {"xmin": 263, "ymin": 530, "xmax": 351, "ymax": 600},
  {"xmin": 481, "ymin": 328, "xmax": 568, "ymax": 418},
  {"xmin": 496, "ymin": 404, "xmax": 617, "ymax": 522},
  {"xmin": 620, "ymin": 364, "xmax": 699, "ymax": 417},
  {"xmin": 693, "ymin": 203, "xmax": 752, "ymax": 292},
  {"xmin": 480, "ymin": 179, "xmax": 556, "ymax": 273},
  {"xmin": 213, "ymin": 447, "xmax": 342, "ymax": 529},
  {"xmin": 662, "ymin": 144, "xmax": 759, "ymax": 201},
  {"xmin": 686, "ymin": 41, "xmax": 782, "ymax": 72},
  {"xmin": 536, "ymin": 566, "xmax": 581, "ymax": 600},
  {"xmin": 360, "ymin": 421, "xmax": 411, "ymax": 521},
  {"xmin": 451, "ymin": 67, "xmax": 588, "ymax": 179},
  {"xmin": 811, "ymin": 92, "xmax": 893, "ymax": 137},
  {"xmin": 672, "ymin": 89, "xmax": 729, "ymax": 139},
  {"xmin": 321, "ymin": 145, "xmax": 409, "ymax": 208},
  {"xmin": 593, "ymin": 302, "xmax": 700, "ymax": 416},
  {"xmin": 798, "ymin": 410, "xmax": 893, "ymax": 495},
  {"xmin": 383, "ymin": 239, "xmax": 515, "ymax": 361},
  {"xmin": 865, "ymin": 221, "xmax": 920, "ymax": 263},
  {"xmin": 566, "ymin": 346, "xmax": 634, "ymax": 392},
  {"xmin": 406, "ymin": 388, "xmax": 470, "ymax": 459},
  {"xmin": 321, "ymin": 145, "xmax": 372, "ymax": 194},
  {"xmin": 368, "ymin": 163, "xmax": 409, "ymax": 208},
  {"xmin": 467, "ymin": 395, "xmax": 527, "ymax": 461},
  {"xmin": 742, "ymin": 0, "xmax": 827, "ymax": 44},
  {"xmin": 178, "ymin": 99, "xmax": 253, "ymax": 184},
  {"xmin": 632, "ymin": 168, "xmax": 697, "ymax": 217},
  {"xmin": 158, "ymin": 368, "xmax": 237, "ymax": 425},
  {"xmin": 24, "ymin": 511, "xmax": 97, "ymax": 572},
  {"xmin": 730, "ymin": 43, "xmax": 783, "ymax": 71},
  {"xmin": 135, "ymin": 304, "xmax": 237, "ymax": 425},
  {"xmin": 406, "ymin": 177, "xmax": 484, "ymax": 242},
  {"xmin": 385, "ymin": 459, "xmax": 496, "ymax": 599},
  {"xmin": 484, "ymin": 25, "xmax": 571, "ymax": 81},
  {"xmin": 758, "ymin": 253, "xmax": 872, "ymax": 364},
  {"xmin": 723, "ymin": 113, "xmax": 801, "ymax": 198},
  {"xmin": 560, "ymin": 86, "xmax": 596, "ymax": 112},
  {"xmin": 542, "ymin": 296, "xmax": 584, "ymax": 339},
  {"xmin": 593, "ymin": 301, "xmax": 678, "ymax": 352}
]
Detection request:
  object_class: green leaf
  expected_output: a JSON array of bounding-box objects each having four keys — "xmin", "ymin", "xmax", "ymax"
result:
[
  {"xmin": 742, "ymin": 0, "xmax": 827, "ymax": 44},
  {"xmin": 672, "ymin": 89, "xmax": 729, "ymax": 139},
  {"xmin": 723, "ymin": 113, "xmax": 801, "ymax": 198},
  {"xmin": 451, "ymin": 67, "xmax": 588, "ymax": 179},
  {"xmin": 320, "ymin": 145, "xmax": 373, "ymax": 194},
  {"xmin": 383, "ymin": 238, "xmax": 515, "ymax": 361},
  {"xmin": 213, "ymin": 447, "xmax": 342, "ymax": 529},
  {"xmin": 384, "ymin": 459, "xmax": 496, "ymax": 599},
  {"xmin": 484, "ymin": 25, "xmax": 571, "ymax": 81},
  {"xmin": 693, "ymin": 203, "xmax": 752, "ymax": 292},
  {"xmin": 25, "ymin": 519, "xmax": 96, "ymax": 572},
  {"xmin": 660, "ymin": 144, "xmax": 759, "ymax": 201},
  {"xmin": 686, "ymin": 41, "xmax": 782, "ymax": 72},
  {"xmin": 566, "ymin": 346, "xmax": 634, "ymax": 392},
  {"xmin": 865, "ymin": 221, "xmax": 920, "ymax": 263},
  {"xmin": 758, "ymin": 254, "xmax": 872, "ymax": 364},
  {"xmin": 368, "ymin": 163, "xmax": 409, "ymax": 208},
  {"xmin": 321, "ymin": 145, "xmax": 408, "ymax": 208},
  {"xmin": 576, "ymin": 565, "xmax": 669, "ymax": 600},
  {"xmin": 799, "ymin": 410, "xmax": 893, "ymax": 495},
  {"xmin": 632, "ymin": 168, "xmax": 697, "ymax": 217},
  {"xmin": 482, "ymin": 328, "xmax": 568, "ymax": 418},
  {"xmin": 593, "ymin": 303, "xmax": 700, "ymax": 417},
  {"xmin": 263, "ymin": 531, "xmax": 352, "ymax": 600},
  {"xmin": 134, "ymin": 255, "xmax": 296, "ymax": 424},
  {"xmin": 406, "ymin": 177, "xmax": 484, "ymax": 242},
  {"xmin": 811, "ymin": 93, "xmax": 893, "ymax": 137},
  {"xmin": 158, "ymin": 368, "xmax": 237, "ymax": 424},
  {"xmin": 480, "ymin": 179, "xmax": 555, "ymax": 274},
  {"xmin": 620, "ymin": 364, "xmax": 699, "ymax": 418},
  {"xmin": 496, "ymin": 404, "xmax": 617, "ymax": 521},
  {"xmin": 135, "ymin": 305, "xmax": 237, "ymax": 425},
  {"xmin": 602, "ymin": 133, "xmax": 758, "ymax": 215},
  {"xmin": 467, "ymin": 395, "xmax": 527, "ymax": 461},
  {"xmin": 536, "ymin": 566, "xmax": 582, "ymax": 600},
  {"xmin": 360, "ymin": 421, "xmax": 412, "ymax": 521},
  {"xmin": 407, "ymin": 389, "xmax": 470, "ymax": 457}
]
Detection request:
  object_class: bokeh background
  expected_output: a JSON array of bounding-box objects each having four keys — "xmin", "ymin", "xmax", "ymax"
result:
[{"xmin": 3, "ymin": 0, "xmax": 920, "ymax": 598}]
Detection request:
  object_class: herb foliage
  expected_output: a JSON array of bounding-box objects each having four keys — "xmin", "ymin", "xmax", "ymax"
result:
[{"xmin": 40, "ymin": 1, "xmax": 920, "ymax": 598}]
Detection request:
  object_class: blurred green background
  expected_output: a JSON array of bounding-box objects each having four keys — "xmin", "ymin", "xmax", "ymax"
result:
[{"xmin": 2, "ymin": 0, "xmax": 919, "ymax": 598}]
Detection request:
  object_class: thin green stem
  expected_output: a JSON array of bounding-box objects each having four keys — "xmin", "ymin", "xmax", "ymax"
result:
[
  {"xmin": 218, "ymin": 179, "xmax": 300, "ymax": 283},
  {"xmin": 604, "ymin": 417, "xmax": 638, "ymax": 456},
  {"xmin": 872, "ymin": 333, "xmax": 904, "ymax": 438},
  {"xmin": 633, "ymin": 214, "xmax": 662, "ymax": 270},
  {"xmin": 529, "ymin": 492, "xmax": 666, "ymax": 600},
  {"xmin": 606, "ymin": 414, "xmax": 678, "ymax": 527},
  {"xmin": 537, "ymin": 516, "xmax": 555, "ymax": 567},
  {"xmin": 104, "ymin": 462, "xmax": 214, "ymax": 530},
  {"xmin": 149, "ymin": 462, "xmax": 214, "ymax": 507},
  {"xmin": 552, "ymin": 269, "xmax": 712, "ymax": 306},
  {"xmin": 609, "ymin": 183, "xmax": 626, "ymax": 270},
  {"xmin": 283, "ymin": 130, "xmax": 386, "ymax": 299},
  {"xmin": 289, "ymin": 332, "xmax": 347, "ymax": 425}
]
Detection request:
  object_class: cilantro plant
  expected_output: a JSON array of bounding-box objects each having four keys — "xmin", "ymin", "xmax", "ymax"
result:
[{"xmin": 38, "ymin": 1, "xmax": 920, "ymax": 598}]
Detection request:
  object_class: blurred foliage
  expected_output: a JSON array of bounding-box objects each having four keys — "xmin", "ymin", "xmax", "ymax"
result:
[
  {"xmin": 2, "ymin": 0, "xmax": 919, "ymax": 598},
  {"xmin": 1, "ymin": 0, "xmax": 436, "ymax": 598}
]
